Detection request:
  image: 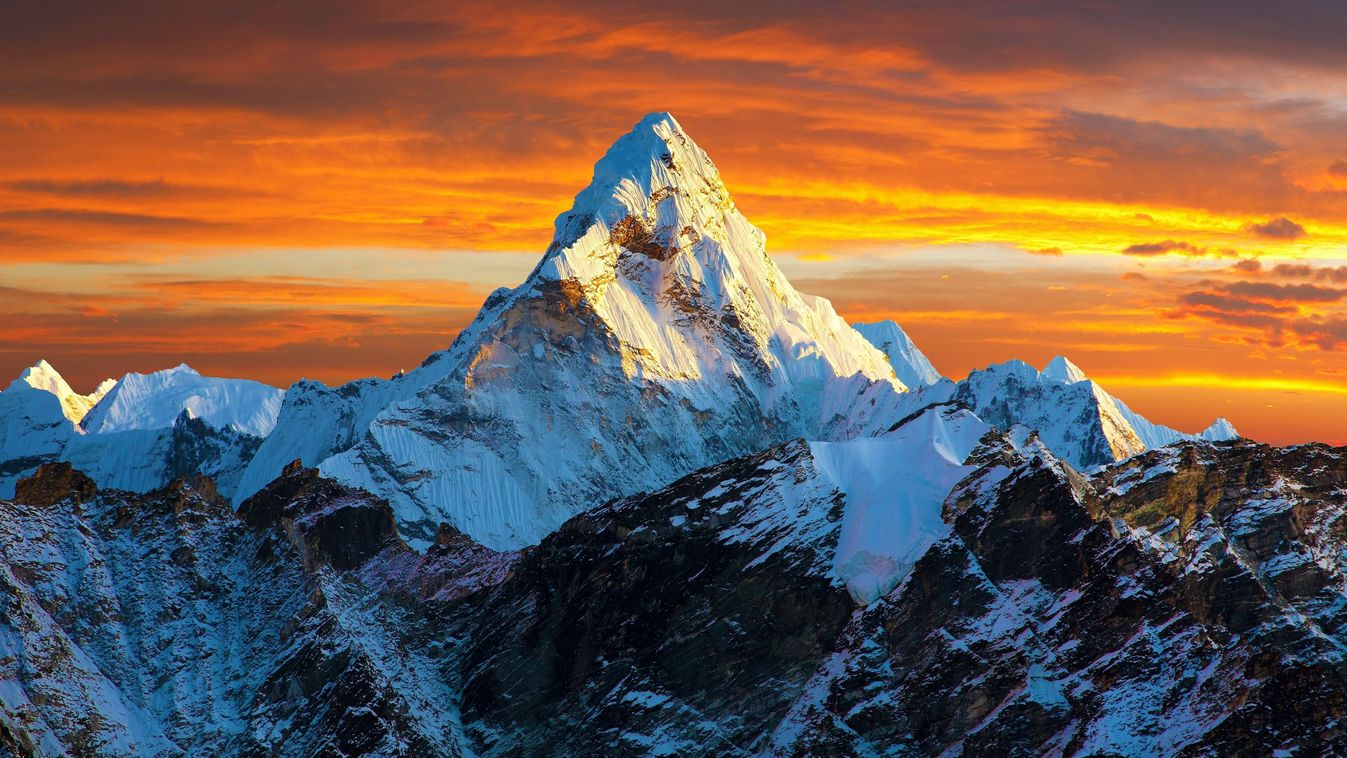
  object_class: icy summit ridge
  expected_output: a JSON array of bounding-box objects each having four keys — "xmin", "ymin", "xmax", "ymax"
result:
[{"xmin": 941, "ymin": 354, "xmax": 1239, "ymax": 470}]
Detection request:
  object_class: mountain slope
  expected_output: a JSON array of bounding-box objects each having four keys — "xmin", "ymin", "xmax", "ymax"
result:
[
  {"xmin": 241, "ymin": 112, "xmax": 909, "ymax": 549},
  {"xmin": 5, "ymin": 422, "xmax": 1345, "ymax": 755},
  {"xmin": 81, "ymin": 363, "xmax": 283, "ymax": 437},
  {"xmin": 853, "ymin": 320, "xmax": 944, "ymax": 387},
  {"xmin": 0, "ymin": 462, "xmax": 489, "ymax": 756},
  {"xmin": 901, "ymin": 355, "xmax": 1240, "ymax": 470}
]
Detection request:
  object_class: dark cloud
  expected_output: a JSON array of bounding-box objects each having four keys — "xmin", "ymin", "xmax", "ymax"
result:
[
  {"xmin": 1179, "ymin": 291, "xmax": 1294, "ymax": 314},
  {"xmin": 7, "ymin": 179, "xmax": 254, "ymax": 199},
  {"xmin": 1121, "ymin": 240, "xmax": 1224, "ymax": 257},
  {"xmin": 1174, "ymin": 272, "xmax": 1347, "ymax": 353},
  {"xmin": 1220, "ymin": 280, "xmax": 1345, "ymax": 303},
  {"xmin": 1028, "ymin": 111, "xmax": 1318, "ymax": 215},
  {"xmin": 1247, "ymin": 216, "xmax": 1307, "ymax": 240},
  {"xmin": 1331, "ymin": 160, "xmax": 1347, "ymax": 176},
  {"xmin": 1290, "ymin": 314, "xmax": 1347, "ymax": 351},
  {"xmin": 1231, "ymin": 258, "xmax": 1262, "ymax": 273},
  {"xmin": 0, "ymin": 208, "xmax": 211, "ymax": 228},
  {"xmin": 1028, "ymin": 246, "xmax": 1063, "ymax": 256},
  {"xmin": 1270, "ymin": 262, "xmax": 1314, "ymax": 278}
]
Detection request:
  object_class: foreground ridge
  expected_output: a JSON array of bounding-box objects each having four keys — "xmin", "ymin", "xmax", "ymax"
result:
[{"xmin": 5, "ymin": 433, "xmax": 1345, "ymax": 754}]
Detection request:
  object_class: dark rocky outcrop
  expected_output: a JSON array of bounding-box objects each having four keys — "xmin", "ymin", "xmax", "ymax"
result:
[
  {"xmin": 239, "ymin": 459, "xmax": 404, "ymax": 571},
  {"xmin": 13, "ymin": 461, "xmax": 96, "ymax": 507}
]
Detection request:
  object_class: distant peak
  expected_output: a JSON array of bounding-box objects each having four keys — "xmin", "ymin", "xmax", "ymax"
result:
[
  {"xmin": 12, "ymin": 359, "xmax": 73, "ymax": 395},
  {"xmin": 1199, "ymin": 417, "xmax": 1239, "ymax": 441},
  {"xmin": 1043, "ymin": 355, "xmax": 1088, "ymax": 384}
]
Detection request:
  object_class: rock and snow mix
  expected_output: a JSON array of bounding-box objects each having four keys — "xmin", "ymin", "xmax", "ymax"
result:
[
  {"xmin": 0, "ymin": 360, "xmax": 282, "ymax": 499},
  {"xmin": 4, "ymin": 111, "xmax": 1335, "ymax": 757}
]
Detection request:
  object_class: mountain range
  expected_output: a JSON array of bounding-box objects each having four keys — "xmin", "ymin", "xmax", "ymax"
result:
[{"xmin": 3, "ymin": 113, "xmax": 1334, "ymax": 757}]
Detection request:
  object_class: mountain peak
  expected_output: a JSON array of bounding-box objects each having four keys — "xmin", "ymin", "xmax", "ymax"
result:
[
  {"xmin": 13, "ymin": 359, "xmax": 74, "ymax": 395},
  {"xmin": 9, "ymin": 360, "xmax": 113, "ymax": 424},
  {"xmin": 536, "ymin": 111, "xmax": 741, "ymax": 284},
  {"xmin": 1043, "ymin": 355, "xmax": 1088, "ymax": 384},
  {"xmin": 1199, "ymin": 417, "xmax": 1239, "ymax": 441},
  {"xmin": 852, "ymin": 321, "xmax": 944, "ymax": 388},
  {"xmin": 82, "ymin": 365, "xmax": 283, "ymax": 437}
]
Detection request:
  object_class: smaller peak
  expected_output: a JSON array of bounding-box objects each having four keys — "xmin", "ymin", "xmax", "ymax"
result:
[
  {"xmin": 1043, "ymin": 355, "xmax": 1088, "ymax": 384},
  {"xmin": 20, "ymin": 359, "xmax": 59, "ymax": 379},
  {"xmin": 1199, "ymin": 417, "xmax": 1239, "ymax": 441},
  {"xmin": 989, "ymin": 358, "xmax": 1038, "ymax": 375},
  {"xmin": 12, "ymin": 359, "xmax": 74, "ymax": 395}
]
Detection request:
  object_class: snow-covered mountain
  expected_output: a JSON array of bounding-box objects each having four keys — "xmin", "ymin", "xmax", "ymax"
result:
[
  {"xmin": 11, "ymin": 359, "xmax": 115, "ymax": 423},
  {"xmin": 3, "ymin": 109, "xmax": 1340, "ymax": 757},
  {"xmin": 0, "ymin": 367, "xmax": 78, "ymax": 496},
  {"xmin": 852, "ymin": 320, "xmax": 944, "ymax": 387},
  {"xmin": 0, "ymin": 361, "xmax": 282, "ymax": 498},
  {"xmin": 81, "ymin": 363, "xmax": 282, "ymax": 437},
  {"xmin": 239, "ymin": 112, "xmax": 909, "ymax": 549},
  {"xmin": 893, "ymin": 354, "xmax": 1238, "ymax": 471}
]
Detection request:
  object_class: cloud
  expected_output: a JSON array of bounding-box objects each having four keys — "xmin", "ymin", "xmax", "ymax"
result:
[
  {"xmin": 1246, "ymin": 216, "xmax": 1307, "ymax": 240},
  {"xmin": 7, "ymin": 179, "xmax": 254, "ymax": 199},
  {"xmin": 1269, "ymin": 262, "xmax": 1313, "ymax": 278},
  {"xmin": 1179, "ymin": 291, "xmax": 1294, "ymax": 314},
  {"xmin": 1330, "ymin": 160, "xmax": 1347, "ymax": 176},
  {"xmin": 1288, "ymin": 314, "xmax": 1347, "ymax": 351},
  {"xmin": 1027, "ymin": 246, "xmax": 1063, "ymax": 256},
  {"xmin": 1220, "ymin": 280, "xmax": 1346, "ymax": 303},
  {"xmin": 129, "ymin": 275, "xmax": 486, "ymax": 309},
  {"xmin": 1230, "ymin": 258, "xmax": 1262, "ymax": 273},
  {"xmin": 1258, "ymin": 262, "xmax": 1347, "ymax": 283},
  {"xmin": 1120, "ymin": 240, "xmax": 1233, "ymax": 257}
]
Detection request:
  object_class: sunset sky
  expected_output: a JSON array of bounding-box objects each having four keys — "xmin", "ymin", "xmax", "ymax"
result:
[{"xmin": 2, "ymin": 1, "xmax": 1346, "ymax": 444}]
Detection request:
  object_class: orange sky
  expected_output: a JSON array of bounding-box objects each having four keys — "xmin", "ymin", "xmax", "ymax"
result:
[{"xmin": 2, "ymin": 1, "xmax": 1346, "ymax": 444}]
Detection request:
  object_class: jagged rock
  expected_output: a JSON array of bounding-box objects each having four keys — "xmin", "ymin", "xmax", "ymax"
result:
[
  {"xmin": 14, "ymin": 461, "xmax": 96, "ymax": 506},
  {"xmin": 239, "ymin": 460, "xmax": 403, "ymax": 571}
]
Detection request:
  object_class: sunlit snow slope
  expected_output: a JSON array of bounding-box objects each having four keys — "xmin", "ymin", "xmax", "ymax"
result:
[{"xmin": 241, "ymin": 113, "xmax": 911, "ymax": 549}]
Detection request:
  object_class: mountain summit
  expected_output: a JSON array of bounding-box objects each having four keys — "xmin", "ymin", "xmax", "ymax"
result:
[{"xmin": 239, "ymin": 113, "xmax": 908, "ymax": 549}]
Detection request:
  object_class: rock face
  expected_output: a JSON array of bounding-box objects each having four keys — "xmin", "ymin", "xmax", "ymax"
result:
[
  {"xmin": 13, "ymin": 462, "xmax": 96, "ymax": 507},
  {"xmin": 0, "ymin": 467, "xmax": 504, "ymax": 755},
  {"xmin": 6, "ymin": 433, "xmax": 1347, "ymax": 755}
]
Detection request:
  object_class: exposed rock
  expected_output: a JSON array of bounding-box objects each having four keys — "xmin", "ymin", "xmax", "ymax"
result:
[{"xmin": 14, "ymin": 461, "xmax": 96, "ymax": 507}]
